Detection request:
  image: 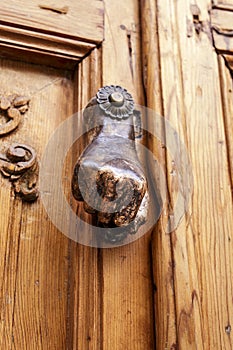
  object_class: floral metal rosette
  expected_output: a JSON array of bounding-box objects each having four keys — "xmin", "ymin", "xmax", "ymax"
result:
[{"xmin": 96, "ymin": 85, "xmax": 134, "ymax": 119}]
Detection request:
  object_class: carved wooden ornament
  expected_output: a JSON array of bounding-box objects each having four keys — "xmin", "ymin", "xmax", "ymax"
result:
[
  {"xmin": 0, "ymin": 94, "xmax": 30, "ymax": 136},
  {"xmin": 0, "ymin": 143, "xmax": 39, "ymax": 202}
]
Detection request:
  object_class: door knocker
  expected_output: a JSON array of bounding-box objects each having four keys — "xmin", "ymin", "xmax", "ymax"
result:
[{"xmin": 72, "ymin": 85, "xmax": 149, "ymax": 243}]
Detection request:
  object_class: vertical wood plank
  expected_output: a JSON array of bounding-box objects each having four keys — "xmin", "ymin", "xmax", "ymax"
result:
[
  {"xmin": 14, "ymin": 73, "xmax": 73, "ymax": 349},
  {"xmin": 140, "ymin": 1, "xmax": 178, "ymax": 348},
  {"xmin": 175, "ymin": 1, "xmax": 233, "ymax": 347},
  {"xmin": 70, "ymin": 9, "xmax": 156, "ymax": 344},
  {"xmin": 68, "ymin": 48, "xmax": 103, "ymax": 350},
  {"xmin": 151, "ymin": 0, "xmax": 233, "ymax": 348},
  {"xmin": 101, "ymin": 1, "xmax": 155, "ymax": 349},
  {"xmin": 218, "ymin": 56, "xmax": 233, "ymax": 184}
]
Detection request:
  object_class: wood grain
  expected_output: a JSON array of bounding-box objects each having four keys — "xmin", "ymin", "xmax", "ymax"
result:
[
  {"xmin": 148, "ymin": 0, "xmax": 233, "ymax": 348},
  {"xmin": 0, "ymin": 0, "xmax": 103, "ymax": 43},
  {"xmin": 0, "ymin": 0, "xmax": 232, "ymax": 349},
  {"xmin": 68, "ymin": 1, "xmax": 155, "ymax": 348},
  {"xmin": 0, "ymin": 23, "xmax": 96, "ymax": 68},
  {"xmin": 0, "ymin": 0, "xmax": 103, "ymax": 67},
  {"xmin": 212, "ymin": 0, "xmax": 233, "ymax": 10},
  {"xmin": 211, "ymin": 9, "xmax": 233, "ymax": 31},
  {"xmin": 211, "ymin": 9, "xmax": 233, "ymax": 55},
  {"xmin": 223, "ymin": 54, "xmax": 233, "ymax": 75},
  {"xmin": 67, "ymin": 49, "xmax": 102, "ymax": 350},
  {"xmin": 0, "ymin": 60, "xmax": 73, "ymax": 349},
  {"xmin": 101, "ymin": 1, "xmax": 155, "ymax": 349},
  {"xmin": 218, "ymin": 55, "xmax": 233, "ymax": 185},
  {"xmin": 140, "ymin": 0, "xmax": 177, "ymax": 348},
  {"xmin": 212, "ymin": 31, "xmax": 233, "ymax": 54}
]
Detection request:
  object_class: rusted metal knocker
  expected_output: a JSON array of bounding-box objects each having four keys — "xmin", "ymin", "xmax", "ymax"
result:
[{"xmin": 72, "ymin": 85, "xmax": 149, "ymax": 244}]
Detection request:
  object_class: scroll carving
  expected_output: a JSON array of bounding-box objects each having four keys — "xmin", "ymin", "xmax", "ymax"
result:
[
  {"xmin": 72, "ymin": 85, "xmax": 149, "ymax": 244},
  {"xmin": 0, "ymin": 143, "xmax": 39, "ymax": 202},
  {"xmin": 0, "ymin": 94, "xmax": 30, "ymax": 136}
]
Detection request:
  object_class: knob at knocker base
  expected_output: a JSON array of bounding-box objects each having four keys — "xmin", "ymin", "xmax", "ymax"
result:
[{"xmin": 72, "ymin": 85, "xmax": 149, "ymax": 244}]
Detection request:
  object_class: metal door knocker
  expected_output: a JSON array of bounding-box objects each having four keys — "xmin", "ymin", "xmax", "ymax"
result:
[{"xmin": 72, "ymin": 85, "xmax": 149, "ymax": 243}]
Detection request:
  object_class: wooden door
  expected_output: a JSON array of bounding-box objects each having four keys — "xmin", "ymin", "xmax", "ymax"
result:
[{"xmin": 0, "ymin": 0, "xmax": 232, "ymax": 349}]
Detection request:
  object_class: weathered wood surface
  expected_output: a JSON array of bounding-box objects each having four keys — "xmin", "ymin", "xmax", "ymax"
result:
[
  {"xmin": 66, "ymin": 50, "xmax": 102, "ymax": 350},
  {"xmin": 212, "ymin": 0, "xmax": 233, "ymax": 10},
  {"xmin": 218, "ymin": 56, "xmax": 233, "ymax": 188},
  {"xmin": 140, "ymin": 1, "xmax": 177, "ymax": 348},
  {"xmin": 0, "ymin": 0, "xmax": 104, "ymax": 67},
  {"xmin": 0, "ymin": 61, "xmax": 74, "ymax": 348},
  {"xmin": 69, "ymin": 0, "xmax": 155, "ymax": 348},
  {"xmin": 211, "ymin": 8, "xmax": 233, "ymax": 30},
  {"xmin": 0, "ymin": 0, "xmax": 103, "ymax": 43},
  {"xmin": 0, "ymin": 0, "xmax": 233, "ymax": 349},
  {"xmin": 141, "ymin": 0, "xmax": 233, "ymax": 348},
  {"xmin": 211, "ymin": 9, "xmax": 233, "ymax": 54},
  {"xmin": 101, "ymin": 1, "xmax": 155, "ymax": 348}
]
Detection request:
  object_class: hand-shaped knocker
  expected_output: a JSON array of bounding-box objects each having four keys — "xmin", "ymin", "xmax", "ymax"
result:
[{"xmin": 72, "ymin": 85, "xmax": 149, "ymax": 244}]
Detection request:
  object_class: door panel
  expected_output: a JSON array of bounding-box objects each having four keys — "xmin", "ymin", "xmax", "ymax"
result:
[
  {"xmin": 141, "ymin": 0, "xmax": 233, "ymax": 349},
  {"xmin": 0, "ymin": 60, "xmax": 74, "ymax": 348},
  {"xmin": 0, "ymin": 0, "xmax": 103, "ymax": 68},
  {"xmin": 0, "ymin": 0, "xmax": 103, "ymax": 43},
  {"xmin": 0, "ymin": 1, "xmax": 155, "ymax": 349},
  {"xmin": 68, "ymin": 2, "xmax": 156, "ymax": 343},
  {"xmin": 101, "ymin": 1, "xmax": 155, "ymax": 349}
]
